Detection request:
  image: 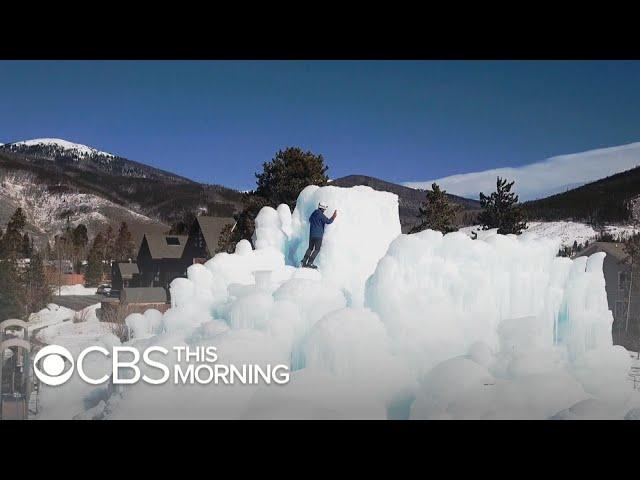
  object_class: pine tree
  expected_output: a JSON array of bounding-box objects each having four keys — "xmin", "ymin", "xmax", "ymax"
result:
[
  {"xmin": 85, "ymin": 244, "xmax": 103, "ymax": 286},
  {"xmin": 21, "ymin": 233, "xmax": 33, "ymax": 257},
  {"xmin": 255, "ymin": 147, "xmax": 329, "ymax": 210},
  {"xmin": 103, "ymin": 225, "xmax": 116, "ymax": 262},
  {"xmin": 0, "ymin": 253, "xmax": 24, "ymax": 319},
  {"xmin": 114, "ymin": 222, "xmax": 135, "ymax": 261},
  {"xmin": 409, "ymin": 183, "xmax": 462, "ymax": 234},
  {"xmin": 478, "ymin": 177, "xmax": 528, "ymax": 235},
  {"xmin": 72, "ymin": 224, "xmax": 88, "ymax": 251},
  {"xmin": 2, "ymin": 208, "xmax": 28, "ymax": 257},
  {"xmin": 23, "ymin": 252, "xmax": 51, "ymax": 316}
]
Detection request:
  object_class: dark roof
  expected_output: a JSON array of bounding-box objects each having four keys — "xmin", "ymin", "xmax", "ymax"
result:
[
  {"xmin": 121, "ymin": 287, "xmax": 167, "ymax": 304},
  {"xmin": 575, "ymin": 241, "xmax": 629, "ymax": 262},
  {"xmin": 116, "ymin": 262, "xmax": 139, "ymax": 279},
  {"xmin": 195, "ymin": 216, "xmax": 236, "ymax": 254},
  {"xmin": 143, "ymin": 233, "xmax": 188, "ymax": 259}
]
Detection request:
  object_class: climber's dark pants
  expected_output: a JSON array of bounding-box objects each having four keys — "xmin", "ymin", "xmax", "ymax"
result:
[{"xmin": 302, "ymin": 237, "xmax": 323, "ymax": 266}]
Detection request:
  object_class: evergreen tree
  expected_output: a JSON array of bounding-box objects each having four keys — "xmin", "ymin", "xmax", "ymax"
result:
[
  {"xmin": 478, "ymin": 177, "xmax": 528, "ymax": 235},
  {"xmin": 103, "ymin": 225, "xmax": 116, "ymax": 262},
  {"xmin": 2, "ymin": 208, "xmax": 27, "ymax": 257},
  {"xmin": 21, "ymin": 233, "xmax": 33, "ymax": 257},
  {"xmin": 23, "ymin": 252, "xmax": 51, "ymax": 316},
  {"xmin": 72, "ymin": 224, "xmax": 88, "ymax": 251},
  {"xmin": 92, "ymin": 232, "xmax": 106, "ymax": 259},
  {"xmin": 255, "ymin": 147, "xmax": 329, "ymax": 210},
  {"xmin": 114, "ymin": 222, "xmax": 135, "ymax": 261},
  {"xmin": 85, "ymin": 244, "xmax": 103, "ymax": 286},
  {"xmin": 409, "ymin": 183, "xmax": 462, "ymax": 234},
  {"xmin": 0, "ymin": 254, "xmax": 24, "ymax": 319}
]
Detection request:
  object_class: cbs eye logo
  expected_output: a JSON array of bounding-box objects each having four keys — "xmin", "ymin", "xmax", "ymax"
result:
[{"xmin": 33, "ymin": 345, "xmax": 75, "ymax": 386}]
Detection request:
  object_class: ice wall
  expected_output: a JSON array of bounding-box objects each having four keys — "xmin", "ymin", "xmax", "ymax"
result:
[
  {"xmin": 254, "ymin": 185, "xmax": 401, "ymax": 306},
  {"xmin": 365, "ymin": 229, "xmax": 615, "ymax": 375}
]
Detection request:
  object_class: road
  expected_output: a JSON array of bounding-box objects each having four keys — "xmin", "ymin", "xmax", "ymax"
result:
[{"xmin": 51, "ymin": 295, "xmax": 103, "ymax": 311}]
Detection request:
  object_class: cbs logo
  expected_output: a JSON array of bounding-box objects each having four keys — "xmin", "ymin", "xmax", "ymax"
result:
[{"xmin": 33, "ymin": 345, "xmax": 75, "ymax": 386}]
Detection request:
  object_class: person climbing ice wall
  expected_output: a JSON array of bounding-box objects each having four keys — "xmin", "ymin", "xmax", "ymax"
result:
[{"xmin": 301, "ymin": 202, "xmax": 338, "ymax": 269}]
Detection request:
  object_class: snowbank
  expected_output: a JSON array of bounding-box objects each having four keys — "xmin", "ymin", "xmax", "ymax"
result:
[
  {"xmin": 39, "ymin": 184, "xmax": 640, "ymax": 420},
  {"xmin": 460, "ymin": 221, "xmax": 640, "ymax": 249},
  {"xmin": 28, "ymin": 303, "xmax": 76, "ymax": 332}
]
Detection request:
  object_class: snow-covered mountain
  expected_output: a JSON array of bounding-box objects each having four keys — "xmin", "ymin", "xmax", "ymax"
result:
[
  {"xmin": 404, "ymin": 142, "xmax": 640, "ymax": 201},
  {"xmin": 0, "ymin": 137, "xmax": 244, "ymax": 243},
  {"xmin": 7, "ymin": 138, "xmax": 115, "ymax": 158},
  {"xmin": 0, "ymin": 137, "xmax": 192, "ymax": 182}
]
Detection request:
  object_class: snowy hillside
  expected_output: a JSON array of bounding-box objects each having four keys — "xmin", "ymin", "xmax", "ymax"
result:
[
  {"xmin": 405, "ymin": 141, "xmax": 640, "ymax": 201},
  {"xmin": 0, "ymin": 172, "xmax": 160, "ymax": 239},
  {"xmin": 0, "ymin": 137, "xmax": 193, "ymax": 183},
  {"xmin": 460, "ymin": 221, "xmax": 640, "ymax": 249}
]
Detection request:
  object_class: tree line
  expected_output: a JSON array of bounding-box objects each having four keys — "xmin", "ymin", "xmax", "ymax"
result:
[
  {"xmin": 0, "ymin": 205, "xmax": 137, "ymax": 320},
  {"xmin": 0, "ymin": 208, "xmax": 50, "ymax": 319}
]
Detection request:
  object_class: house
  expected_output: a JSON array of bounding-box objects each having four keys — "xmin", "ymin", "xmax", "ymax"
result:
[
  {"xmin": 136, "ymin": 233, "xmax": 188, "ymax": 288},
  {"xmin": 575, "ymin": 241, "xmax": 639, "ymax": 348},
  {"xmin": 182, "ymin": 216, "xmax": 236, "ymax": 264},
  {"xmin": 111, "ymin": 262, "xmax": 139, "ymax": 291}
]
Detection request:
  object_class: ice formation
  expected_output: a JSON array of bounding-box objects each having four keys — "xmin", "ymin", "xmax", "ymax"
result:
[
  {"xmin": 254, "ymin": 185, "xmax": 401, "ymax": 307},
  {"xmin": 40, "ymin": 184, "xmax": 640, "ymax": 420}
]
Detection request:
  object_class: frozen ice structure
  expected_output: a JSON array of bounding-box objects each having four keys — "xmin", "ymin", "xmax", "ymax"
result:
[
  {"xmin": 254, "ymin": 185, "xmax": 401, "ymax": 306},
  {"xmin": 39, "ymin": 184, "xmax": 640, "ymax": 420}
]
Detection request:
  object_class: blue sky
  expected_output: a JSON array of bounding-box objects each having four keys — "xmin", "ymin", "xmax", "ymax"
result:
[{"xmin": 2, "ymin": 60, "xmax": 640, "ymax": 193}]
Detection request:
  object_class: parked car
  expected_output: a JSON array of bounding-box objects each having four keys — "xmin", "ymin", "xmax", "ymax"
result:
[{"xmin": 96, "ymin": 284, "xmax": 112, "ymax": 295}]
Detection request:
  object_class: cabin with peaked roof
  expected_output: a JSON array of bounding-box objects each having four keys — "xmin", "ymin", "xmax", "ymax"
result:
[
  {"xmin": 575, "ymin": 241, "xmax": 640, "ymax": 350},
  {"xmin": 136, "ymin": 233, "xmax": 188, "ymax": 288},
  {"xmin": 182, "ymin": 216, "xmax": 236, "ymax": 265},
  {"xmin": 111, "ymin": 262, "xmax": 140, "ymax": 291}
]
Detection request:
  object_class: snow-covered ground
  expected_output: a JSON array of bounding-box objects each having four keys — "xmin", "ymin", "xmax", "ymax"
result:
[
  {"xmin": 27, "ymin": 304, "xmax": 77, "ymax": 332},
  {"xmin": 460, "ymin": 221, "xmax": 639, "ymax": 249},
  {"xmin": 27, "ymin": 302, "xmax": 101, "ymax": 332},
  {"xmin": 57, "ymin": 284, "xmax": 98, "ymax": 296},
  {"xmin": 36, "ymin": 319, "xmax": 115, "ymax": 349}
]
